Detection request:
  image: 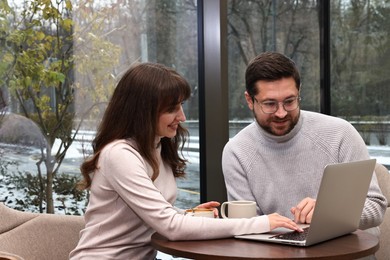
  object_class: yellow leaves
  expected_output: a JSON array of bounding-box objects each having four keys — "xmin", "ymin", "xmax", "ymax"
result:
[
  {"xmin": 61, "ymin": 18, "xmax": 73, "ymax": 32},
  {"xmin": 36, "ymin": 95, "xmax": 51, "ymax": 113},
  {"xmin": 65, "ymin": 0, "xmax": 72, "ymax": 11},
  {"xmin": 24, "ymin": 76, "xmax": 32, "ymax": 87},
  {"xmin": 36, "ymin": 31, "xmax": 45, "ymax": 41},
  {"xmin": 0, "ymin": 0, "xmax": 12, "ymax": 14},
  {"xmin": 47, "ymin": 71, "xmax": 66, "ymax": 84},
  {"xmin": 4, "ymin": 0, "xmax": 122, "ymax": 126}
]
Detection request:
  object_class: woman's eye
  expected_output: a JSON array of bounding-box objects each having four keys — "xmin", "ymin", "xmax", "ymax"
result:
[{"xmin": 168, "ymin": 104, "xmax": 181, "ymax": 113}]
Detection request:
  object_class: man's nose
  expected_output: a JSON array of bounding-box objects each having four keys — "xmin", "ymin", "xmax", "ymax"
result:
[{"xmin": 274, "ymin": 102, "xmax": 288, "ymax": 118}]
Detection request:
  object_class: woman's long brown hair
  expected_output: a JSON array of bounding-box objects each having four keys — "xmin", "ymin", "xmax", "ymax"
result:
[{"xmin": 79, "ymin": 62, "xmax": 191, "ymax": 189}]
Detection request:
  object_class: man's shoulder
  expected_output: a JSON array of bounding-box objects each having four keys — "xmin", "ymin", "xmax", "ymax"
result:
[
  {"xmin": 301, "ymin": 110, "xmax": 359, "ymax": 139},
  {"xmin": 224, "ymin": 122, "xmax": 258, "ymax": 150},
  {"xmin": 302, "ymin": 110, "xmax": 351, "ymax": 126}
]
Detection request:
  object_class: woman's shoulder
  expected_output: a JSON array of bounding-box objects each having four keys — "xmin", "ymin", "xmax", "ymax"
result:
[
  {"xmin": 101, "ymin": 139, "xmax": 140, "ymax": 158},
  {"xmin": 104, "ymin": 138, "xmax": 136, "ymax": 148}
]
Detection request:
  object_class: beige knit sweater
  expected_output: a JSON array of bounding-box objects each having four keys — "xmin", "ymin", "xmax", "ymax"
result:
[{"xmin": 70, "ymin": 139, "xmax": 270, "ymax": 260}]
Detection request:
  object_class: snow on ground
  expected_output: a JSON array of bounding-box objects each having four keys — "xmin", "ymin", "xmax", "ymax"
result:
[{"xmin": 1, "ymin": 140, "xmax": 389, "ymax": 211}]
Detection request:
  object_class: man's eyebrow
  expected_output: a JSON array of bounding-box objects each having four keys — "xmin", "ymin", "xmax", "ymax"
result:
[{"xmin": 262, "ymin": 95, "xmax": 297, "ymax": 102}]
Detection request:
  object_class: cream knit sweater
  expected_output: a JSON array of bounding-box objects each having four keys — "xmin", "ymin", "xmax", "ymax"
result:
[{"xmin": 70, "ymin": 139, "xmax": 270, "ymax": 260}]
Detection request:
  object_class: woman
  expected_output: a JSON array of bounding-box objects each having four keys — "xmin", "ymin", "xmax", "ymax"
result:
[{"xmin": 69, "ymin": 62, "xmax": 301, "ymax": 259}]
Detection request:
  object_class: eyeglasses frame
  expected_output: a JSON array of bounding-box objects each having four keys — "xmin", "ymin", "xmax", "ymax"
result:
[{"xmin": 252, "ymin": 95, "xmax": 301, "ymax": 114}]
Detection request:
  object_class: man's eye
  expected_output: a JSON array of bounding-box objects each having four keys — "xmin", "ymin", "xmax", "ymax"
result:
[
  {"xmin": 263, "ymin": 102, "xmax": 276, "ymax": 107},
  {"xmin": 284, "ymin": 99, "xmax": 295, "ymax": 105}
]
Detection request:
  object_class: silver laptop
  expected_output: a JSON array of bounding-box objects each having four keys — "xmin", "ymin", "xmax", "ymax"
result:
[{"xmin": 235, "ymin": 159, "xmax": 376, "ymax": 246}]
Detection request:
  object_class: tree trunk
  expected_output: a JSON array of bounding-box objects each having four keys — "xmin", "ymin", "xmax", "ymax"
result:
[
  {"xmin": 45, "ymin": 170, "xmax": 54, "ymax": 213},
  {"xmin": 45, "ymin": 145, "xmax": 55, "ymax": 214}
]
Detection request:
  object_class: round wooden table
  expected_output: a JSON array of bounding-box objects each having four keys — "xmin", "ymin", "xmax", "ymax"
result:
[
  {"xmin": 151, "ymin": 230, "xmax": 379, "ymax": 260},
  {"xmin": 0, "ymin": 251, "xmax": 23, "ymax": 260}
]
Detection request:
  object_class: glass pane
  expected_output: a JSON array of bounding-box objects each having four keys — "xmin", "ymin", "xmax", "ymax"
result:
[
  {"xmin": 330, "ymin": 0, "xmax": 390, "ymax": 167},
  {"xmin": 0, "ymin": 0, "xmax": 199, "ymax": 214},
  {"xmin": 227, "ymin": 0, "xmax": 320, "ymax": 137}
]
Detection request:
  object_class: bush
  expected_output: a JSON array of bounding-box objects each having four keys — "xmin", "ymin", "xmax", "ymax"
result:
[{"xmin": 0, "ymin": 160, "xmax": 88, "ymax": 215}]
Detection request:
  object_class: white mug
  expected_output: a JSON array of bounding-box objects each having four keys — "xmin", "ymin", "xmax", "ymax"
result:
[
  {"xmin": 220, "ymin": 200, "xmax": 257, "ymax": 219},
  {"xmin": 184, "ymin": 208, "xmax": 214, "ymax": 218}
]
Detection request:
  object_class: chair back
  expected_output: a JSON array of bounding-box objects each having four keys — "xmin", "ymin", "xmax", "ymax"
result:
[
  {"xmin": 375, "ymin": 163, "xmax": 390, "ymax": 260},
  {"xmin": 0, "ymin": 203, "xmax": 84, "ymax": 260}
]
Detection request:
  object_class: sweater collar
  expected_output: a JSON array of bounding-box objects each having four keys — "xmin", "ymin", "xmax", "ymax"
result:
[{"xmin": 255, "ymin": 110, "xmax": 304, "ymax": 143}]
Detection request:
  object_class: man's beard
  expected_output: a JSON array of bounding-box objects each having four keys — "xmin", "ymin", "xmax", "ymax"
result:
[{"xmin": 255, "ymin": 110, "xmax": 300, "ymax": 136}]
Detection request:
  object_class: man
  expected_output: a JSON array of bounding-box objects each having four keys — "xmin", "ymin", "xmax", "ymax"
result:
[{"xmin": 222, "ymin": 52, "xmax": 387, "ymax": 231}]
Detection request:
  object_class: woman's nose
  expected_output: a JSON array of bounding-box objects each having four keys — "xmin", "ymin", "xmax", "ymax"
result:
[{"xmin": 177, "ymin": 106, "xmax": 186, "ymax": 122}]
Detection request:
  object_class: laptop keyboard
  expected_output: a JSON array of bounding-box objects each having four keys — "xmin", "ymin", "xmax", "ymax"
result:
[{"xmin": 271, "ymin": 227, "xmax": 310, "ymax": 241}]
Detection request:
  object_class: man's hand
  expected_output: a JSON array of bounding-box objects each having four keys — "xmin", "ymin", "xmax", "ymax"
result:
[{"xmin": 290, "ymin": 197, "xmax": 316, "ymax": 224}]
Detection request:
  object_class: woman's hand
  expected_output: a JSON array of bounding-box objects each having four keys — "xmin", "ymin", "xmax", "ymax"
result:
[
  {"xmin": 268, "ymin": 213, "xmax": 303, "ymax": 232},
  {"xmin": 196, "ymin": 201, "xmax": 220, "ymax": 218}
]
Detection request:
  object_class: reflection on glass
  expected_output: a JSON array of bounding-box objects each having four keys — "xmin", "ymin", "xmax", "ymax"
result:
[
  {"xmin": 0, "ymin": 0, "xmax": 199, "ymax": 214},
  {"xmin": 1, "ymin": 0, "xmax": 389, "ymax": 215},
  {"xmin": 330, "ymin": 1, "xmax": 390, "ymax": 150},
  {"xmin": 227, "ymin": 0, "xmax": 390, "ymax": 168},
  {"xmin": 227, "ymin": 0, "xmax": 320, "ymax": 136}
]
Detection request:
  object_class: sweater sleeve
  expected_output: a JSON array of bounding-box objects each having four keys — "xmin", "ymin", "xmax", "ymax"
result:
[
  {"xmin": 222, "ymin": 140, "xmax": 259, "ymax": 209},
  {"xmin": 337, "ymin": 122, "xmax": 387, "ymax": 229},
  {"xmin": 360, "ymin": 174, "xmax": 388, "ymax": 229},
  {"xmin": 101, "ymin": 143, "xmax": 271, "ymax": 241}
]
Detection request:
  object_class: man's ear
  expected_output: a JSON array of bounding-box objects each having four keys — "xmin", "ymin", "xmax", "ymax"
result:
[{"xmin": 244, "ymin": 91, "xmax": 254, "ymax": 110}]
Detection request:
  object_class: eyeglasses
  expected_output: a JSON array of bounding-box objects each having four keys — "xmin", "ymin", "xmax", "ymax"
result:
[{"xmin": 253, "ymin": 96, "xmax": 301, "ymax": 114}]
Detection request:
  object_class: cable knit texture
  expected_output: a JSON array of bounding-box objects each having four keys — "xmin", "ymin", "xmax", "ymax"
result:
[
  {"xmin": 222, "ymin": 110, "xmax": 387, "ymax": 230},
  {"xmin": 70, "ymin": 139, "xmax": 270, "ymax": 260}
]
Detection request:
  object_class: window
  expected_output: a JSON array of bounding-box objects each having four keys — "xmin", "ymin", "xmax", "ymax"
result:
[
  {"xmin": 227, "ymin": 0, "xmax": 320, "ymax": 135},
  {"xmin": 330, "ymin": 1, "xmax": 390, "ymax": 153},
  {"xmin": 1, "ymin": 0, "xmax": 389, "ymax": 215},
  {"xmin": 227, "ymin": 0, "xmax": 390, "ymax": 168},
  {"xmin": 0, "ymin": 0, "xmax": 200, "ymax": 214}
]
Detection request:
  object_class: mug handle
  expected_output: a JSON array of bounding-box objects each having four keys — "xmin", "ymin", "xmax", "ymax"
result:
[{"xmin": 220, "ymin": 202, "xmax": 229, "ymax": 219}]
